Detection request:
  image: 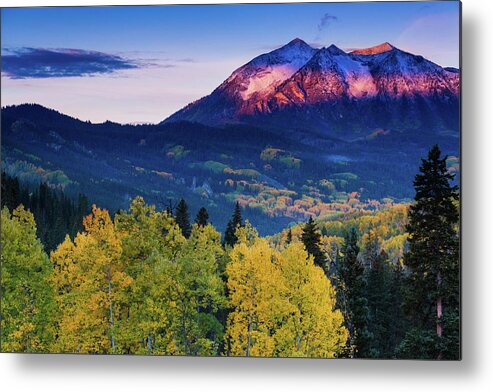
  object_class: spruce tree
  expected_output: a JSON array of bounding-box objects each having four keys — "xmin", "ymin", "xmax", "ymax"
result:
[
  {"xmin": 1, "ymin": 172, "xmax": 20, "ymax": 212},
  {"xmin": 337, "ymin": 228, "xmax": 372, "ymax": 358},
  {"xmin": 364, "ymin": 244, "xmax": 392, "ymax": 358},
  {"xmin": 175, "ymin": 198, "xmax": 192, "ymax": 238},
  {"xmin": 224, "ymin": 202, "xmax": 243, "ymax": 247},
  {"xmin": 301, "ymin": 217, "xmax": 326, "ymax": 270},
  {"xmin": 195, "ymin": 207, "xmax": 209, "ymax": 227},
  {"xmin": 388, "ymin": 262, "xmax": 405, "ymax": 356},
  {"xmin": 0, "ymin": 172, "xmax": 89, "ymax": 252},
  {"xmin": 399, "ymin": 144, "xmax": 459, "ymax": 360},
  {"xmin": 286, "ymin": 228, "xmax": 293, "ymax": 245}
]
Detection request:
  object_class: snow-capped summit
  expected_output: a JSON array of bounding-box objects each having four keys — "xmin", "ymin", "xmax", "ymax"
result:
[
  {"xmin": 287, "ymin": 37, "xmax": 307, "ymax": 45},
  {"xmin": 267, "ymin": 44, "xmax": 377, "ymax": 108},
  {"xmin": 326, "ymin": 44, "xmax": 347, "ymax": 56},
  {"xmin": 164, "ymin": 38, "xmax": 459, "ymax": 137},
  {"xmin": 366, "ymin": 46, "xmax": 459, "ymax": 98},
  {"xmin": 220, "ymin": 38, "xmax": 317, "ymax": 103}
]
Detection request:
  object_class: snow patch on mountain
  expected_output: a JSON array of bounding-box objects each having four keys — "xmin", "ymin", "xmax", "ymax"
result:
[
  {"xmin": 163, "ymin": 38, "xmax": 460, "ymax": 128},
  {"xmin": 240, "ymin": 62, "xmax": 308, "ymax": 100},
  {"xmin": 222, "ymin": 38, "xmax": 317, "ymax": 102},
  {"xmin": 325, "ymin": 47, "xmax": 377, "ymax": 98}
]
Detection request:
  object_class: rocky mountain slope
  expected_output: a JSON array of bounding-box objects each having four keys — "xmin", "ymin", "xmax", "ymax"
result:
[{"xmin": 164, "ymin": 39, "xmax": 459, "ymax": 140}]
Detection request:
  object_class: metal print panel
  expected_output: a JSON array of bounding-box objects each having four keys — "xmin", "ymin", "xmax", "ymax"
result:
[{"xmin": 0, "ymin": 1, "xmax": 461, "ymax": 359}]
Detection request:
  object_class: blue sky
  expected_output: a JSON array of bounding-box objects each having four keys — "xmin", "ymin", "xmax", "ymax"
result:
[{"xmin": 1, "ymin": 1, "xmax": 460, "ymax": 123}]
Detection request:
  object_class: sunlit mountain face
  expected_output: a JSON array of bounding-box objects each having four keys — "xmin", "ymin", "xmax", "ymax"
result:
[{"xmin": 164, "ymin": 39, "xmax": 459, "ymax": 141}]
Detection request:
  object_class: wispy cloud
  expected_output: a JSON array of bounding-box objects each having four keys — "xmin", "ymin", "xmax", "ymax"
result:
[
  {"xmin": 318, "ymin": 13, "xmax": 338, "ymax": 32},
  {"xmin": 122, "ymin": 55, "xmax": 196, "ymax": 69},
  {"xmin": 314, "ymin": 13, "xmax": 338, "ymax": 42},
  {"xmin": 2, "ymin": 47, "xmax": 139, "ymax": 79}
]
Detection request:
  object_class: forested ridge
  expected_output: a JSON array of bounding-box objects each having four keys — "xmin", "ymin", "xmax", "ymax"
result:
[
  {"xmin": 1, "ymin": 172, "xmax": 89, "ymax": 251},
  {"xmin": 2, "ymin": 103, "xmax": 459, "ymax": 237},
  {"xmin": 0, "ymin": 146, "xmax": 460, "ymax": 359}
]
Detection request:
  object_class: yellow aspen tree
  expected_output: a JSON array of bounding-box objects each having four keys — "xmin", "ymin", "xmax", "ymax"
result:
[
  {"xmin": 1, "ymin": 206, "xmax": 56, "ymax": 352},
  {"xmin": 226, "ymin": 230, "xmax": 289, "ymax": 357},
  {"xmin": 51, "ymin": 205, "xmax": 131, "ymax": 353},
  {"xmin": 274, "ymin": 243, "xmax": 349, "ymax": 358}
]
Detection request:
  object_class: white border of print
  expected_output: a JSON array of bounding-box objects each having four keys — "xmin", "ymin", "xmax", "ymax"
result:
[{"xmin": 1, "ymin": 1, "xmax": 492, "ymax": 392}]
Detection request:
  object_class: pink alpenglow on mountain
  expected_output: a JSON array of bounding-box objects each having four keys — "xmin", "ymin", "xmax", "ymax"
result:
[
  {"xmin": 164, "ymin": 39, "xmax": 459, "ymax": 138},
  {"xmin": 350, "ymin": 42, "xmax": 395, "ymax": 55}
]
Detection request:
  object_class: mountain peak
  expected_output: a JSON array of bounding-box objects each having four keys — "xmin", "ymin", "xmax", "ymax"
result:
[
  {"xmin": 326, "ymin": 44, "xmax": 346, "ymax": 56},
  {"xmin": 279, "ymin": 38, "xmax": 314, "ymax": 52},
  {"xmin": 351, "ymin": 42, "xmax": 395, "ymax": 55},
  {"xmin": 216, "ymin": 37, "xmax": 316, "ymax": 103},
  {"xmin": 287, "ymin": 37, "xmax": 307, "ymax": 46},
  {"xmin": 165, "ymin": 40, "xmax": 459, "ymax": 127},
  {"xmin": 263, "ymin": 38, "xmax": 315, "ymax": 60}
]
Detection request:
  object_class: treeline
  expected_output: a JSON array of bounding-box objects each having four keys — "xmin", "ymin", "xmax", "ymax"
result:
[
  {"xmin": 1, "ymin": 172, "xmax": 89, "ymax": 251},
  {"xmin": 0, "ymin": 145, "xmax": 460, "ymax": 359},
  {"xmin": 1, "ymin": 198, "xmax": 347, "ymax": 356}
]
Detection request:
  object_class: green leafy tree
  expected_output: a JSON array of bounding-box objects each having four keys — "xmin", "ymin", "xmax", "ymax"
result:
[
  {"xmin": 301, "ymin": 217, "xmax": 326, "ymax": 271},
  {"xmin": 114, "ymin": 197, "xmax": 184, "ymax": 354},
  {"xmin": 175, "ymin": 198, "xmax": 192, "ymax": 238},
  {"xmin": 171, "ymin": 224, "xmax": 226, "ymax": 355},
  {"xmin": 1, "ymin": 206, "xmax": 56, "ymax": 352},
  {"xmin": 399, "ymin": 145, "xmax": 460, "ymax": 360},
  {"xmin": 1, "ymin": 172, "xmax": 89, "ymax": 252},
  {"xmin": 115, "ymin": 197, "xmax": 225, "ymax": 355}
]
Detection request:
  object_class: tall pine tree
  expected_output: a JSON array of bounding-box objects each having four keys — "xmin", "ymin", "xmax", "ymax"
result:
[
  {"xmin": 1, "ymin": 172, "xmax": 89, "ymax": 251},
  {"xmin": 224, "ymin": 202, "xmax": 243, "ymax": 247},
  {"xmin": 336, "ymin": 228, "xmax": 372, "ymax": 358},
  {"xmin": 387, "ymin": 261, "xmax": 405, "ymax": 357},
  {"xmin": 195, "ymin": 207, "xmax": 209, "ymax": 227},
  {"xmin": 399, "ymin": 144, "xmax": 460, "ymax": 360},
  {"xmin": 286, "ymin": 228, "xmax": 293, "ymax": 245},
  {"xmin": 364, "ymin": 245, "xmax": 392, "ymax": 357},
  {"xmin": 301, "ymin": 217, "xmax": 326, "ymax": 271},
  {"xmin": 175, "ymin": 198, "xmax": 192, "ymax": 238}
]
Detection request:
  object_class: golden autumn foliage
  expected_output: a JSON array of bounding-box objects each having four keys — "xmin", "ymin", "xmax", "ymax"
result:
[
  {"xmin": 271, "ymin": 204, "xmax": 409, "ymax": 266},
  {"xmin": 48, "ymin": 197, "xmax": 227, "ymax": 355},
  {"xmin": 275, "ymin": 243, "xmax": 348, "ymax": 357},
  {"xmin": 226, "ymin": 235, "xmax": 285, "ymax": 357},
  {"xmin": 51, "ymin": 205, "xmax": 130, "ymax": 353},
  {"xmin": 226, "ymin": 226, "xmax": 348, "ymax": 358},
  {"xmin": 3, "ymin": 197, "xmax": 357, "ymax": 357}
]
